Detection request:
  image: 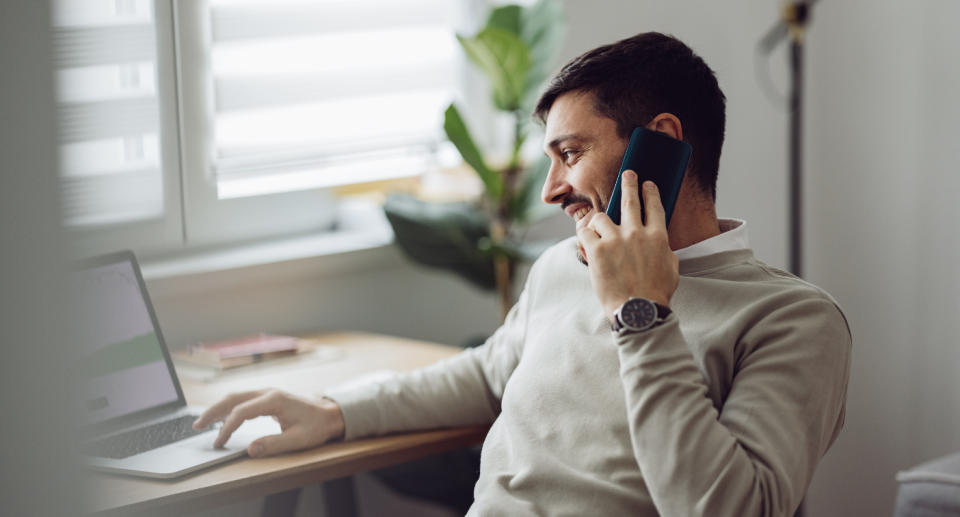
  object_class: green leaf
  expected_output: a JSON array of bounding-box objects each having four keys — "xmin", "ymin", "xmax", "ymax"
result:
[
  {"xmin": 510, "ymin": 154, "xmax": 551, "ymax": 223},
  {"xmin": 516, "ymin": 239, "xmax": 560, "ymax": 261},
  {"xmin": 443, "ymin": 104, "xmax": 503, "ymax": 200},
  {"xmin": 479, "ymin": 236, "xmax": 558, "ymax": 263},
  {"xmin": 486, "ymin": 5, "xmax": 522, "ymax": 37},
  {"xmin": 384, "ymin": 194, "xmax": 495, "ymax": 291},
  {"xmin": 520, "ymin": 0, "xmax": 567, "ymax": 113},
  {"xmin": 477, "ymin": 236, "xmax": 521, "ymax": 261},
  {"xmin": 457, "ymin": 28, "xmax": 531, "ymax": 111}
]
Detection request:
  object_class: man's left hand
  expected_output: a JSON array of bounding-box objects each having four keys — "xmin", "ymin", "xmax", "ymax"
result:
[{"xmin": 577, "ymin": 170, "xmax": 680, "ymax": 324}]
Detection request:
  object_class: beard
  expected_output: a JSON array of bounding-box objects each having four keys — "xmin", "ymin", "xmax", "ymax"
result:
[
  {"xmin": 569, "ymin": 166, "xmax": 620, "ymax": 267},
  {"xmin": 562, "ymin": 194, "xmax": 596, "ymax": 267}
]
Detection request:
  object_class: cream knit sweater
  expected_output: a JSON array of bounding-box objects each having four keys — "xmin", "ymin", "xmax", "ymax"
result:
[{"xmin": 329, "ymin": 237, "xmax": 852, "ymax": 516}]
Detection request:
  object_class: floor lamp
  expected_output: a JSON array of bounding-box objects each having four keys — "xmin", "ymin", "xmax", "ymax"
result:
[{"xmin": 758, "ymin": 1, "xmax": 817, "ymax": 279}]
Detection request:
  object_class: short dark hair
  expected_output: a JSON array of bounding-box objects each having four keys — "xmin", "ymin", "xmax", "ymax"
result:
[{"xmin": 534, "ymin": 32, "xmax": 726, "ymax": 200}]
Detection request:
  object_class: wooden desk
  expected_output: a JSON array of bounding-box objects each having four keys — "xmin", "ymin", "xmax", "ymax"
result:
[{"xmin": 84, "ymin": 332, "xmax": 490, "ymax": 517}]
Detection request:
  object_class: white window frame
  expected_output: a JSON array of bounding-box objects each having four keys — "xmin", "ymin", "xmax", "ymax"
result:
[{"xmin": 172, "ymin": 0, "xmax": 339, "ymax": 250}]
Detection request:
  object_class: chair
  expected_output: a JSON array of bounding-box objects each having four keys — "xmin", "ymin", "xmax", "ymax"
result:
[{"xmin": 894, "ymin": 451, "xmax": 960, "ymax": 516}]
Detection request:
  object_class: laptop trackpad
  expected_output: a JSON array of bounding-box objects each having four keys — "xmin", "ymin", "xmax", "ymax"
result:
[{"xmin": 178, "ymin": 416, "xmax": 283, "ymax": 451}]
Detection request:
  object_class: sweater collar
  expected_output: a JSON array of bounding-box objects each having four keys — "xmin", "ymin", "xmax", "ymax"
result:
[{"xmin": 679, "ymin": 248, "xmax": 756, "ymax": 276}]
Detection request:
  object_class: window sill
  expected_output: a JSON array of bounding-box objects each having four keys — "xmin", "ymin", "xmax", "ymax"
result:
[{"xmin": 141, "ymin": 199, "xmax": 401, "ymax": 301}]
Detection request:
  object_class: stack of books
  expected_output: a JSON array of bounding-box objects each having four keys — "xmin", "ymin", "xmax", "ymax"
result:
[{"xmin": 172, "ymin": 333, "xmax": 311, "ymax": 371}]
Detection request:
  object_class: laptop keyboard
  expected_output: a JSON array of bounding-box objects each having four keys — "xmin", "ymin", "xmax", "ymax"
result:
[{"xmin": 85, "ymin": 415, "xmax": 221, "ymax": 460}]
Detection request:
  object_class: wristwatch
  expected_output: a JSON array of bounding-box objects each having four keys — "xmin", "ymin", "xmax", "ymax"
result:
[{"xmin": 611, "ymin": 297, "xmax": 672, "ymax": 333}]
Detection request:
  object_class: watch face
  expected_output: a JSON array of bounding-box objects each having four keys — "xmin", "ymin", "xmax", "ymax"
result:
[{"xmin": 621, "ymin": 298, "xmax": 657, "ymax": 330}]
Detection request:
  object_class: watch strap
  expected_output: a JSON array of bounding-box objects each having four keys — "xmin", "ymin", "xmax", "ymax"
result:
[{"xmin": 654, "ymin": 303, "xmax": 672, "ymax": 320}]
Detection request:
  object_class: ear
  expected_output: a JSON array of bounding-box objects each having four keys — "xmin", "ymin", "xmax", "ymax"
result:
[{"xmin": 645, "ymin": 113, "xmax": 683, "ymax": 142}]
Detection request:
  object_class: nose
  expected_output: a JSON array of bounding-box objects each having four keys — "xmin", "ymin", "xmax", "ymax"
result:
[{"xmin": 541, "ymin": 160, "xmax": 571, "ymax": 205}]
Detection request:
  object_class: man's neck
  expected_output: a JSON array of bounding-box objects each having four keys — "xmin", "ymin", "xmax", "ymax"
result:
[{"xmin": 667, "ymin": 204, "xmax": 721, "ymax": 252}]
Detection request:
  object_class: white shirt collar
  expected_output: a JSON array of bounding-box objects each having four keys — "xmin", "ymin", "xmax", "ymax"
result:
[{"xmin": 673, "ymin": 218, "xmax": 749, "ymax": 261}]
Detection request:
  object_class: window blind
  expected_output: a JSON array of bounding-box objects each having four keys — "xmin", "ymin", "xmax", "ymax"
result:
[
  {"xmin": 207, "ymin": 0, "xmax": 460, "ymax": 199},
  {"xmin": 52, "ymin": 0, "xmax": 165, "ymax": 227}
]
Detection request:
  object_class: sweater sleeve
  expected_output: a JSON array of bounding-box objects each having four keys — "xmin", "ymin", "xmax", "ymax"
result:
[
  {"xmin": 615, "ymin": 297, "xmax": 851, "ymax": 517},
  {"xmin": 326, "ymin": 280, "xmax": 531, "ymax": 441}
]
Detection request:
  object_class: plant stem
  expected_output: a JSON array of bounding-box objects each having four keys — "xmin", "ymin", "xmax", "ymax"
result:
[
  {"xmin": 490, "ymin": 110, "xmax": 528, "ymax": 321},
  {"xmin": 509, "ymin": 110, "xmax": 524, "ymax": 171},
  {"xmin": 490, "ymin": 219, "xmax": 513, "ymax": 322}
]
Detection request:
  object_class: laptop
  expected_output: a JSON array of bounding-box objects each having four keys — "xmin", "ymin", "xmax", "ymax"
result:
[{"xmin": 74, "ymin": 250, "xmax": 281, "ymax": 479}]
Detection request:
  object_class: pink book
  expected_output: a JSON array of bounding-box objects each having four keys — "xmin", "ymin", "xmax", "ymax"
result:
[{"xmin": 190, "ymin": 333, "xmax": 298, "ymax": 359}]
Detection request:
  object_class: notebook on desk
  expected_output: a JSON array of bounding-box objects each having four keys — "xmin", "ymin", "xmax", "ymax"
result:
[{"xmin": 73, "ymin": 250, "xmax": 281, "ymax": 479}]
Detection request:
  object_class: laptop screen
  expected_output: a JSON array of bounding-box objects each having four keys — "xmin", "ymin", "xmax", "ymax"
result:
[{"xmin": 74, "ymin": 257, "xmax": 180, "ymax": 427}]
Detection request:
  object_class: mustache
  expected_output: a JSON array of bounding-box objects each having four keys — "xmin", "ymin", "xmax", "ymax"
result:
[{"xmin": 561, "ymin": 194, "xmax": 607, "ymax": 214}]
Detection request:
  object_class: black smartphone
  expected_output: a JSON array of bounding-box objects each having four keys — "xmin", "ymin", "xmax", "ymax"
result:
[{"xmin": 606, "ymin": 127, "xmax": 692, "ymax": 227}]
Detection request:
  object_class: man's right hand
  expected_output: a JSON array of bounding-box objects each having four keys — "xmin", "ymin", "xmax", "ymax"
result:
[{"xmin": 192, "ymin": 389, "xmax": 345, "ymax": 458}]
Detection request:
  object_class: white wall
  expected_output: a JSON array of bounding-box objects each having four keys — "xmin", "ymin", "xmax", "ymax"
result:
[
  {"xmin": 147, "ymin": 209, "xmax": 574, "ymax": 352},
  {"xmin": 148, "ymin": 246, "xmax": 502, "ymax": 352},
  {"xmin": 804, "ymin": 1, "xmax": 960, "ymax": 515}
]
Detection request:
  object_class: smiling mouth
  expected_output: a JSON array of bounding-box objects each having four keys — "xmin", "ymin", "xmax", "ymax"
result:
[{"xmin": 573, "ymin": 206, "xmax": 590, "ymax": 222}]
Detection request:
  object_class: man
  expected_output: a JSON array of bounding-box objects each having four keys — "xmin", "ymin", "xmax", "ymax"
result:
[{"xmin": 194, "ymin": 33, "xmax": 851, "ymax": 516}]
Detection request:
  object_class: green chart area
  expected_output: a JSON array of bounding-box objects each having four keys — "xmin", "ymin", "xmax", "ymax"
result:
[{"xmin": 80, "ymin": 332, "xmax": 165, "ymax": 380}]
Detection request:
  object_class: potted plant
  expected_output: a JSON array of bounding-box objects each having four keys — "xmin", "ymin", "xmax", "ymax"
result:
[{"xmin": 385, "ymin": 0, "xmax": 566, "ymax": 321}]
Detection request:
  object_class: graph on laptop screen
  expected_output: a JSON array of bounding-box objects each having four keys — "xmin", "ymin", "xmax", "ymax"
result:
[{"xmin": 74, "ymin": 260, "xmax": 178, "ymax": 426}]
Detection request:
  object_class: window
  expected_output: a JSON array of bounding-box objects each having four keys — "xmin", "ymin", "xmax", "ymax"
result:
[
  {"xmin": 53, "ymin": 0, "xmax": 185, "ymax": 257},
  {"xmin": 56, "ymin": 0, "xmax": 471, "ymax": 256},
  {"xmin": 207, "ymin": 0, "xmax": 460, "ymax": 199},
  {"xmin": 176, "ymin": 0, "xmax": 466, "ymax": 249},
  {"xmin": 54, "ymin": 0, "xmax": 163, "ymax": 226}
]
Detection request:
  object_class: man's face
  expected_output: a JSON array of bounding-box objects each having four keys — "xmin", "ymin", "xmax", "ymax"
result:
[{"xmin": 541, "ymin": 91, "xmax": 628, "ymax": 260}]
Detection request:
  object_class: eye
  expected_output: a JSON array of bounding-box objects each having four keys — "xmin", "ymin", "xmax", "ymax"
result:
[{"xmin": 561, "ymin": 148, "xmax": 579, "ymax": 162}]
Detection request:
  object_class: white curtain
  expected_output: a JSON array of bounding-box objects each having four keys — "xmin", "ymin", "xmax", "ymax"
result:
[{"xmin": 53, "ymin": 0, "xmax": 164, "ymax": 226}]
